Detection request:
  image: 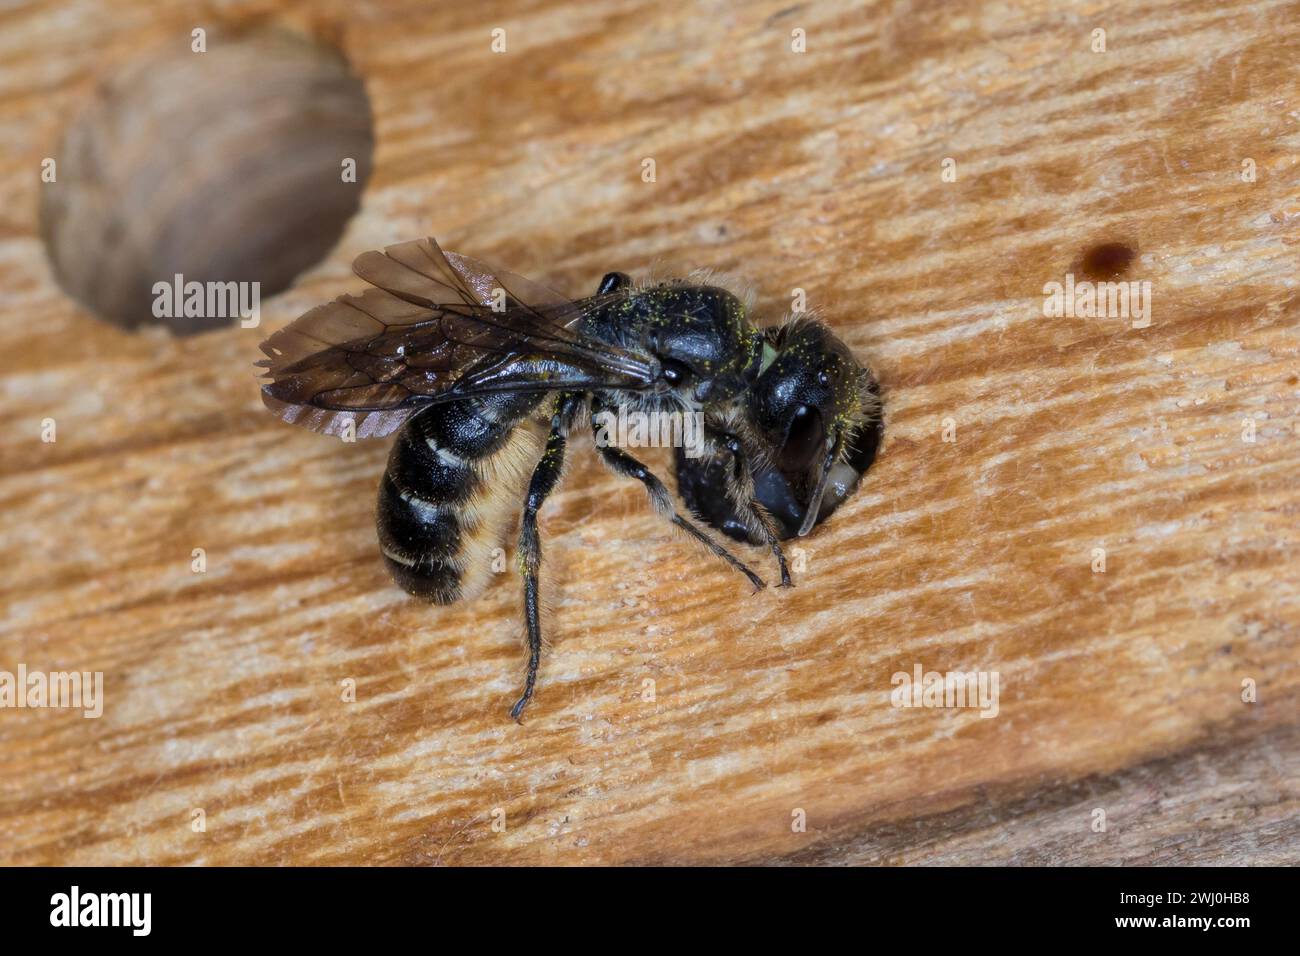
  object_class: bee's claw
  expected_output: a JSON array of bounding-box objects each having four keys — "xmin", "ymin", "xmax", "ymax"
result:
[{"xmin": 509, "ymin": 695, "xmax": 530, "ymax": 722}]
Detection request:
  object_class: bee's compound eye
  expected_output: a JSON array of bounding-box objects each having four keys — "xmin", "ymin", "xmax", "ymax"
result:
[{"xmin": 660, "ymin": 358, "xmax": 690, "ymax": 385}]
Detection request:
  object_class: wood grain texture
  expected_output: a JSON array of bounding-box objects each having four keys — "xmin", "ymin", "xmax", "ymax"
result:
[{"xmin": 1, "ymin": 0, "xmax": 1297, "ymax": 865}]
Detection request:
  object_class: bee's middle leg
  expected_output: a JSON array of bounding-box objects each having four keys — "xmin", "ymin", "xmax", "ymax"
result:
[
  {"xmin": 591, "ymin": 428, "xmax": 765, "ymax": 592},
  {"xmin": 512, "ymin": 394, "xmax": 582, "ymax": 722}
]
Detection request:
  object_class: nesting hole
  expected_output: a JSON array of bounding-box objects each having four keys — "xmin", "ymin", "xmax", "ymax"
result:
[{"xmin": 40, "ymin": 27, "xmax": 373, "ymax": 334}]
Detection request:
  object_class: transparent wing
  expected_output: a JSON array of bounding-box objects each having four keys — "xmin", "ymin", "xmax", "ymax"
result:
[{"xmin": 257, "ymin": 237, "xmax": 655, "ymax": 438}]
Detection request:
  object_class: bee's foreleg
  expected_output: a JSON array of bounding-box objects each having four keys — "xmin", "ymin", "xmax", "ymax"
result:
[
  {"xmin": 717, "ymin": 434, "xmax": 793, "ymax": 588},
  {"xmin": 512, "ymin": 395, "xmax": 581, "ymax": 722},
  {"xmin": 592, "ymin": 430, "xmax": 765, "ymax": 592}
]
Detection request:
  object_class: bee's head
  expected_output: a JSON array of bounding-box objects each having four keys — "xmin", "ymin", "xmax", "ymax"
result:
[{"xmin": 748, "ymin": 319, "xmax": 880, "ymax": 536}]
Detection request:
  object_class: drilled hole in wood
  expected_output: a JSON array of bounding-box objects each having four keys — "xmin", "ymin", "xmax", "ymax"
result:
[{"xmin": 40, "ymin": 28, "xmax": 373, "ymax": 334}]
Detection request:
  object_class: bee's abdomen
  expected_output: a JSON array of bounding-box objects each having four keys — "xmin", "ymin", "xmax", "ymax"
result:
[{"xmin": 378, "ymin": 395, "xmax": 547, "ymax": 604}]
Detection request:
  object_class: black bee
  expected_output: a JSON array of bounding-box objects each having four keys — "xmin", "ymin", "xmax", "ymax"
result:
[{"xmin": 258, "ymin": 238, "xmax": 879, "ymax": 720}]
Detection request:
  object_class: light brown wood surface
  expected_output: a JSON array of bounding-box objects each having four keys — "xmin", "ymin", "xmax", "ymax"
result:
[{"xmin": 1, "ymin": 0, "xmax": 1297, "ymax": 865}]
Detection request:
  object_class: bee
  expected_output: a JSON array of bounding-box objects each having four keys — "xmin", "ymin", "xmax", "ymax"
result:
[
  {"xmin": 258, "ymin": 238, "xmax": 879, "ymax": 719},
  {"xmin": 674, "ymin": 319, "xmax": 883, "ymax": 547}
]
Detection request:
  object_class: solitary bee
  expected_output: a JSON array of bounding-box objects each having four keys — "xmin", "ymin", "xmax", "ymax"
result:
[{"xmin": 258, "ymin": 238, "xmax": 879, "ymax": 719}]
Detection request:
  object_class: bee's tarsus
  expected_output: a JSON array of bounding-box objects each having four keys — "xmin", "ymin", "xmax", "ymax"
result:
[
  {"xmin": 771, "ymin": 540, "xmax": 793, "ymax": 588},
  {"xmin": 509, "ymin": 694, "xmax": 529, "ymax": 722}
]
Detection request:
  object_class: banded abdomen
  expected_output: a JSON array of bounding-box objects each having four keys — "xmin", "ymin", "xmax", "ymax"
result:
[{"xmin": 378, "ymin": 392, "xmax": 550, "ymax": 603}]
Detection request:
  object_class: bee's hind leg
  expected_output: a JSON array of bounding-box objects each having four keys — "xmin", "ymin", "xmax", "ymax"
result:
[
  {"xmin": 512, "ymin": 393, "xmax": 583, "ymax": 722},
  {"xmin": 590, "ymin": 412, "xmax": 765, "ymax": 592}
]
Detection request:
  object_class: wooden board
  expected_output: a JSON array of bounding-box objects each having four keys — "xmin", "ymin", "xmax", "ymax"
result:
[{"xmin": 0, "ymin": 0, "xmax": 1297, "ymax": 865}]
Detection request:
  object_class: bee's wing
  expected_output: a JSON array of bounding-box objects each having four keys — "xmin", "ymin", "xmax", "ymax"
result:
[
  {"xmin": 258, "ymin": 238, "xmax": 655, "ymax": 438},
  {"xmin": 352, "ymin": 235, "xmax": 574, "ymax": 315}
]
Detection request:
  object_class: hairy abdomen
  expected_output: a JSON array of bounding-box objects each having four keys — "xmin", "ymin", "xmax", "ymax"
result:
[{"xmin": 377, "ymin": 394, "xmax": 548, "ymax": 603}]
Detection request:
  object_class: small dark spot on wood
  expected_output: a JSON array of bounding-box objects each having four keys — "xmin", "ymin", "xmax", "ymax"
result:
[{"xmin": 1080, "ymin": 241, "xmax": 1136, "ymax": 280}]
